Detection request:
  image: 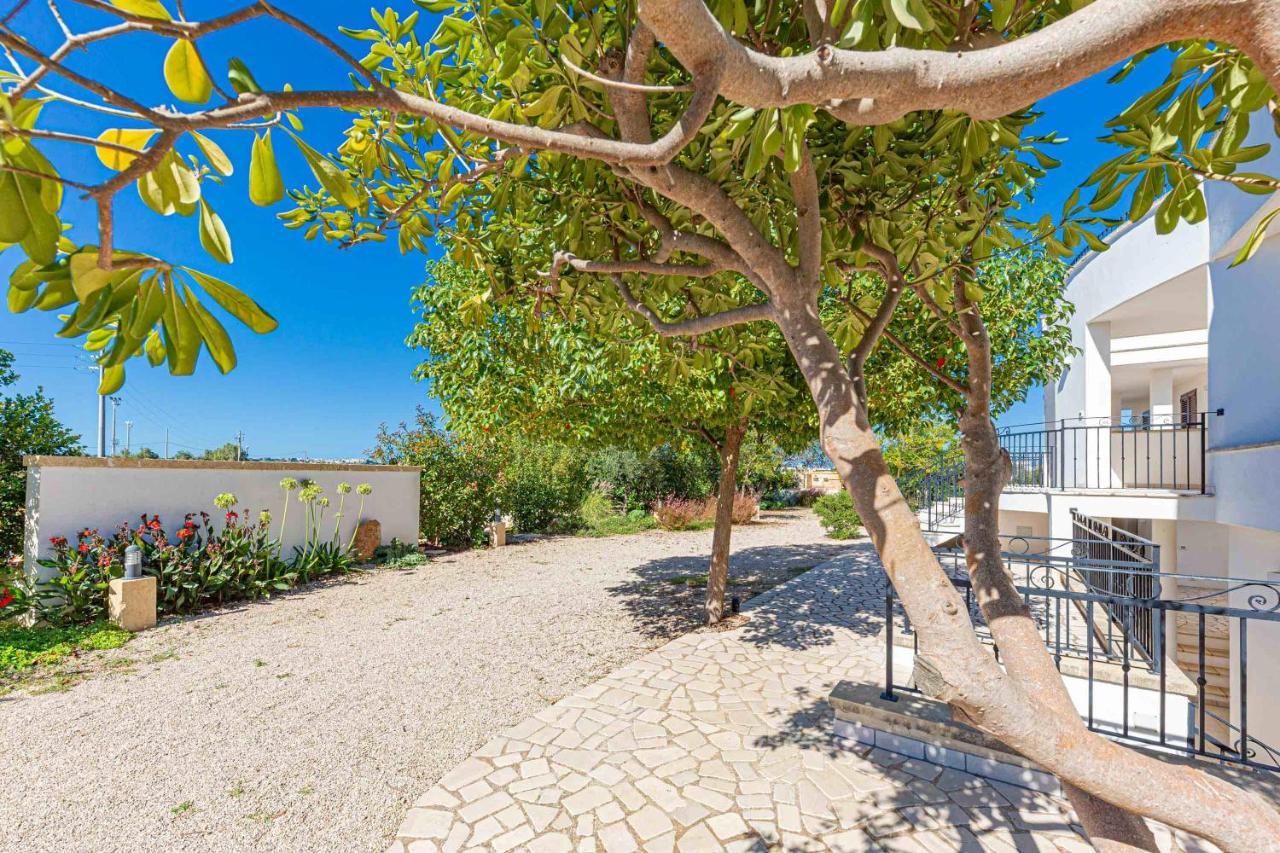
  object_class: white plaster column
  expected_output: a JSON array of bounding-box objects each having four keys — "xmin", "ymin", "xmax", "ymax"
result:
[
  {"xmin": 1083, "ymin": 322, "xmax": 1113, "ymax": 487},
  {"xmin": 1149, "ymin": 368, "xmax": 1175, "ymax": 425}
]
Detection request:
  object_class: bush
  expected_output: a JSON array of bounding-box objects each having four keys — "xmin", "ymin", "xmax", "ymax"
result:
[
  {"xmin": 371, "ymin": 408, "xmax": 499, "ymax": 548},
  {"xmin": 814, "ymin": 490, "xmax": 863, "ymax": 539},
  {"xmin": 795, "ymin": 488, "xmax": 823, "ymax": 507},
  {"xmin": 0, "ymin": 350, "xmax": 82, "ymax": 560},
  {"xmin": 588, "ymin": 445, "xmax": 715, "ymax": 512},
  {"xmin": 652, "ymin": 496, "xmax": 705, "ymax": 531},
  {"xmin": 730, "ymin": 492, "xmax": 759, "ymax": 524},
  {"xmin": 498, "ymin": 439, "xmax": 591, "ymax": 533}
]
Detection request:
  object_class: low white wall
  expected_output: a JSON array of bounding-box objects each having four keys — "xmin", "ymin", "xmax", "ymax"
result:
[{"xmin": 23, "ymin": 456, "xmax": 420, "ymax": 581}]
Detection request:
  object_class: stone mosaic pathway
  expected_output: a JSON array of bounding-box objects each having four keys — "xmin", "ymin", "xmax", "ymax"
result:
[{"xmin": 389, "ymin": 546, "xmax": 1220, "ymax": 852}]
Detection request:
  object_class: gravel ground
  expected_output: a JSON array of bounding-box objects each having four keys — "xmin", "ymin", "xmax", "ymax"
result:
[{"xmin": 1, "ymin": 509, "xmax": 848, "ymax": 853}]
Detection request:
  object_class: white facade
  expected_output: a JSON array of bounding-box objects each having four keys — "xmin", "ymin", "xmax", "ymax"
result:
[{"xmin": 998, "ymin": 127, "xmax": 1280, "ymax": 756}]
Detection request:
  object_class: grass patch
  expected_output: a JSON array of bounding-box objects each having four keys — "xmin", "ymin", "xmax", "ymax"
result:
[
  {"xmin": 0, "ymin": 620, "xmax": 130, "ymax": 676},
  {"xmin": 578, "ymin": 513, "xmax": 658, "ymax": 538}
]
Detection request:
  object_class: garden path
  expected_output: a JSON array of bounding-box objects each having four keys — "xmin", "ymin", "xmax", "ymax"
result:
[
  {"xmin": 0, "ymin": 509, "xmax": 844, "ymax": 853},
  {"xmin": 389, "ymin": 546, "xmax": 1274, "ymax": 853}
]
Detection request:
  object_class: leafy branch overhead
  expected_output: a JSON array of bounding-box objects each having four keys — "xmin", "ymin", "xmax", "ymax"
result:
[{"xmin": 0, "ymin": 0, "xmax": 1275, "ymax": 392}]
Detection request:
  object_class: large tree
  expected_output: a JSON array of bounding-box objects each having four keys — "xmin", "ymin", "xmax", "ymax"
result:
[
  {"xmin": 412, "ymin": 259, "xmax": 816, "ymax": 623},
  {"xmin": 2, "ymin": 1, "xmax": 1279, "ymax": 846},
  {"xmin": 0, "ymin": 350, "xmax": 82, "ymax": 558}
]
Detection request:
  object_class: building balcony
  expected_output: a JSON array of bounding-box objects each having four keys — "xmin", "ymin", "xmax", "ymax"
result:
[{"xmin": 1000, "ymin": 413, "xmax": 1222, "ymax": 494}]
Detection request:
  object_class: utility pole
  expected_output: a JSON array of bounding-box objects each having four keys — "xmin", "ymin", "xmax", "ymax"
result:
[
  {"xmin": 164, "ymin": 429, "xmax": 170, "ymax": 460},
  {"xmin": 96, "ymin": 366, "xmax": 106, "ymax": 457},
  {"xmin": 124, "ymin": 421, "xmax": 133, "ymax": 455},
  {"xmin": 235, "ymin": 430, "xmax": 245, "ymax": 462},
  {"xmin": 109, "ymin": 397, "xmax": 121, "ymax": 456}
]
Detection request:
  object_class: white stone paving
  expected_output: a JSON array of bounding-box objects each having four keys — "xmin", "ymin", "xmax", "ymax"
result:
[{"xmin": 389, "ymin": 546, "xmax": 1116, "ymax": 852}]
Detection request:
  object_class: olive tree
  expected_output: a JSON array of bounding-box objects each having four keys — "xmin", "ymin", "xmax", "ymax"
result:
[{"xmin": 2, "ymin": 1, "xmax": 1280, "ymax": 847}]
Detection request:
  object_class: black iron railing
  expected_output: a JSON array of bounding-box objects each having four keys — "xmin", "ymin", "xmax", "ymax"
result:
[
  {"xmin": 1069, "ymin": 512, "xmax": 1162, "ymax": 667},
  {"xmin": 906, "ymin": 462, "xmax": 965, "ymax": 532},
  {"xmin": 999, "ymin": 411, "xmax": 1222, "ymax": 493},
  {"xmin": 880, "ymin": 561, "xmax": 1280, "ymax": 772}
]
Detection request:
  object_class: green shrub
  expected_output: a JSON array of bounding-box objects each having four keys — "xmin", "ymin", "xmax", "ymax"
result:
[
  {"xmin": 371, "ymin": 408, "xmax": 499, "ymax": 548},
  {"xmin": 587, "ymin": 445, "xmax": 715, "ymax": 512},
  {"xmin": 576, "ymin": 491, "xmax": 656, "ymax": 537},
  {"xmin": 498, "ymin": 440, "xmax": 591, "ymax": 533},
  {"xmin": 814, "ymin": 490, "xmax": 863, "ymax": 539}
]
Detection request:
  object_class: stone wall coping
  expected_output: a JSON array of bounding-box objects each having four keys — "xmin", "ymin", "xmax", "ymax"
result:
[{"xmin": 23, "ymin": 455, "xmax": 421, "ymax": 474}]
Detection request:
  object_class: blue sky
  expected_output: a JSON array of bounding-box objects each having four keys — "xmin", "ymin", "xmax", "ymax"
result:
[{"xmin": 0, "ymin": 2, "xmax": 1167, "ymax": 458}]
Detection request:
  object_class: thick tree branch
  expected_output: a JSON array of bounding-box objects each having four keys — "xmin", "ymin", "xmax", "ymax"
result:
[
  {"xmin": 637, "ymin": 0, "xmax": 1280, "ymax": 123},
  {"xmin": 789, "ymin": 140, "xmax": 823, "ymax": 289},
  {"xmin": 549, "ymin": 251, "xmax": 721, "ymax": 282},
  {"xmin": 611, "ymin": 274, "xmax": 774, "ymax": 337}
]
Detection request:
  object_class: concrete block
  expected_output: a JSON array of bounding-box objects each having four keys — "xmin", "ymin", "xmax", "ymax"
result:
[
  {"xmin": 108, "ymin": 576, "xmax": 156, "ymax": 632},
  {"xmin": 489, "ymin": 521, "xmax": 507, "ymax": 548},
  {"xmin": 873, "ymin": 729, "xmax": 926, "ymax": 759}
]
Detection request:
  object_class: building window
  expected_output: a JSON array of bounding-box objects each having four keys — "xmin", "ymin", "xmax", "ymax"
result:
[{"xmin": 1180, "ymin": 389, "xmax": 1198, "ymax": 424}]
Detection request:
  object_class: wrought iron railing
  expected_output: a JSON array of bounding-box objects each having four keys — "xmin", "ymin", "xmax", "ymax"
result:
[
  {"xmin": 906, "ymin": 462, "xmax": 965, "ymax": 532},
  {"xmin": 880, "ymin": 559, "xmax": 1280, "ymax": 772},
  {"xmin": 1069, "ymin": 512, "xmax": 1161, "ymax": 667},
  {"xmin": 999, "ymin": 411, "xmax": 1222, "ymax": 493}
]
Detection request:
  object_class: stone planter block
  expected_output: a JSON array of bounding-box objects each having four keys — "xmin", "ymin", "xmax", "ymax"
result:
[
  {"xmin": 488, "ymin": 521, "xmax": 507, "ymax": 548},
  {"xmin": 353, "ymin": 519, "xmax": 382, "ymax": 561},
  {"xmin": 108, "ymin": 576, "xmax": 157, "ymax": 632}
]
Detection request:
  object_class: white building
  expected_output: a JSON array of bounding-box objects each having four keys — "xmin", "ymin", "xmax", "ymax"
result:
[{"xmin": 985, "ymin": 123, "xmax": 1280, "ymax": 765}]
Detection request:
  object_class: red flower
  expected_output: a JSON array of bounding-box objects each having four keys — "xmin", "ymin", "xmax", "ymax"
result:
[
  {"xmin": 0, "ymin": 589, "xmax": 13, "ymax": 609},
  {"xmin": 78, "ymin": 543, "xmax": 90, "ymax": 553},
  {"xmin": 149, "ymin": 519, "xmax": 162, "ymax": 530},
  {"xmin": 936, "ymin": 357, "xmax": 946, "ymax": 368},
  {"xmin": 97, "ymin": 555, "xmax": 111, "ymax": 568},
  {"xmin": 177, "ymin": 528, "xmax": 193, "ymax": 540},
  {"xmin": 49, "ymin": 536, "xmax": 67, "ymax": 547},
  {"xmin": 225, "ymin": 511, "xmax": 239, "ymax": 522}
]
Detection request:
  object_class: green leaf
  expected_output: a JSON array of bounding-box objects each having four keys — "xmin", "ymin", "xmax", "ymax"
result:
[
  {"xmin": 887, "ymin": 0, "xmax": 932, "ymax": 31},
  {"xmin": 163, "ymin": 39, "xmax": 212, "ymax": 104},
  {"xmin": 197, "ymin": 200, "xmax": 233, "ymax": 264},
  {"xmin": 162, "ymin": 277, "xmax": 200, "ymax": 375},
  {"xmin": 68, "ymin": 251, "xmax": 115, "ymax": 301},
  {"xmin": 227, "ymin": 58, "xmax": 262, "ymax": 95},
  {"xmin": 110, "ymin": 0, "xmax": 171, "ymax": 19},
  {"xmin": 182, "ymin": 284, "xmax": 236, "ymax": 374},
  {"xmin": 0, "ymin": 172, "xmax": 31, "ymax": 244},
  {"xmin": 1230, "ymin": 207, "xmax": 1280, "ymax": 267},
  {"xmin": 191, "ymin": 132, "xmax": 233, "ymax": 176},
  {"xmin": 184, "ymin": 268, "xmax": 278, "ymax": 333},
  {"xmin": 248, "ymin": 131, "xmax": 285, "ymax": 206},
  {"xmin": 94, "ymin": 128, "xmax": 158, "ymax": 171},
  {"xmin": 286, "ymin": 129, "xmax": 359, "ymax": 208},
  {"xmin": 8, "ymin": 282, "xmax": 39, "ymax": 312},
  {"xmin": 97, "ymin": 363, "xmax": 125, "ymax": 395}
]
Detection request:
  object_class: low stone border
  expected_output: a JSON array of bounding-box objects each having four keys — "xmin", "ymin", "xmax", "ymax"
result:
[{"xmin": 829, "ymin": 680, "xmax": 1063, "ymax": 797}]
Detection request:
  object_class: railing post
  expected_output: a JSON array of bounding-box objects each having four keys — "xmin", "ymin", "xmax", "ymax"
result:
[
  {"xmin": 882, "ymin": 584, "xmax": 898, "ymax": 702},
  {"xmin": 1200, "ymin": 414, "xmax": 1208, "ymax": 495}
]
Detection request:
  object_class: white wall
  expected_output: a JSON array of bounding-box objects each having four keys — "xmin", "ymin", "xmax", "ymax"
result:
[{"xmin": 23, "ymin": 457, "xmax": 421, "ymax": 581}]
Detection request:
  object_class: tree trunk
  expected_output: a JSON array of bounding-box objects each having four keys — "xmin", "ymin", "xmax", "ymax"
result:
[
  {"xmin": 769, "ymin": 289, "xmax": 1280, "ymax": 851},
  {"xmin": 960, "ymin": 410, "xmax": 1159, "ymax": 851},
  {"xmin": 952, "ymin": 289, "xmax": 1160, "ymax": 852},
  {"xmin": 705, "ymin": 420, "xmax": 746, "ymax": 625}
]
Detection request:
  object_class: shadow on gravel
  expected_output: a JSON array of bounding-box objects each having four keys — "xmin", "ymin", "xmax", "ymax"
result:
[{"xmin": 607, "ymin": 537, "xmax": 888, "ymax": 649}]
